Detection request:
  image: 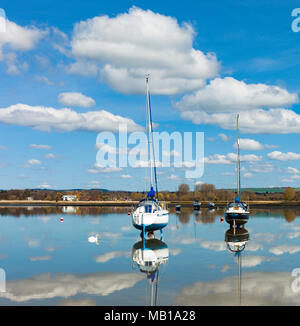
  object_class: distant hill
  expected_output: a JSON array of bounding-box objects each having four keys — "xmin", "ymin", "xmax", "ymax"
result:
[
  {"xmin": 29, "ymin": 188, "xmax": 110, "ymax": 192},
  {"xmin": 2, "ymin": 187, "xmax": 300, "ymax": 194}
]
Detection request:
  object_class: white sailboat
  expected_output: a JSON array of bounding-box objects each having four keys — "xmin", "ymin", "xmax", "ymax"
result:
[
  {"xmin": 132, "ymin": 77, "xmax": 168, "ymax": 239},
  {"xmin": 224, "ymin": 114, "xmax": 249, "ymax": 226}
]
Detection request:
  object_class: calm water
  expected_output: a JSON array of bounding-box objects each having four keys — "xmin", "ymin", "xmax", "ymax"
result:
[{"xmin": 0, "ymin": 206, "xmax": 300, "ymax": 306}]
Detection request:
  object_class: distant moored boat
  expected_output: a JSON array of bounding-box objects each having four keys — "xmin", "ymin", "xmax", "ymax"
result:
[{"xmin": 208, "ymin": 202, "xmax": 215, "ymax": 209}]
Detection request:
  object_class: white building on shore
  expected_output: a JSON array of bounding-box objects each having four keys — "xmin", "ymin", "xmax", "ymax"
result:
[{"xmin": 62, "ymin": 195, "xmax": 78, "ymax": 201}]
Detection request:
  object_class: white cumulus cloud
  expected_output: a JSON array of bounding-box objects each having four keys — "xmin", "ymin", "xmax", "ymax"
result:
[
  {"xmin": 205, "ymin": 153, "xmax": 262, "ymax": 164},
  {"xmin": 175, "ymin": 77, "xmax": 298, "ymax": 113},
  {"xmin": 0, "ymin": 104, "xmax": 142, "ymax": 133},
  {"xmin": 267, "ymin": 151, "xmax": 300, "ymax": 161},
  {"xmin": 181, "ymin": 108, "xmax": 300, "ymax": 134},
  {"xmin": 0, "ymin": 18, "xmax": 46, "ymax": 74},
  {"xmin": 58, "ymin": 92, "xmax": 96, "ymax": 108},
  {"xmin": 234, "ymin": 138, "xmax": 264, "ymax": 150},
  {"xmin": 69, "ymin": 7, "xmax": 219, "ymax": 95}
]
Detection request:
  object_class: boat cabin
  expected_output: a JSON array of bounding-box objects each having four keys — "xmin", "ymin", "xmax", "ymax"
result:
[{"xmin": 137, "ymin": 199, "xmax": 162, "ymax": 213}]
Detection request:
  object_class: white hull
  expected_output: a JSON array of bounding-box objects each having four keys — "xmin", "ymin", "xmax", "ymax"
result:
[{"xmin": 132, "ymin": 209, "xmax": 168, "ymax": 231}]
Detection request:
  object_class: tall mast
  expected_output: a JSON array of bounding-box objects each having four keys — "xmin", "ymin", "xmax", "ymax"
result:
[
  {"xmin": 146, "ymin": 76, "xmax": 159, "ymax": 199},
  {"xmin": 236, "ymin": 114, "xmax": 241, "ymax": 199},
  {"xmin": 146, "ymin": 76, "xmax": 153, "ymax": 188}
]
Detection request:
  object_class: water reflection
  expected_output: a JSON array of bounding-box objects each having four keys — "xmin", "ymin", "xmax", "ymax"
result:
[
  {"xmin": 174, "ymin": 209, "xmax": 219, "ymax": 226},
  {"xmin": 225, "ymin": 227, "xmax": 250, "ymax": 253},
  {"xmin": 62, "ymin": 206, "xmax": 78, "ymax": 214},
  {"xmin": 0, "ymin": 206, "xmax": 130, "ymax": 217},
  {"xmin": 177, "ymin": 210, "xmax": 191, "ymax": 224},
  {"xmin": 132, "ymin": 238, "xmax": 169, "ymax": 306},
  {"xmin": 283, "ymin": 210, "xmax": 296, "ymax": 223},
  {"xmin": 225, "ymin": 227, "xmax": 250, "ymax": 306},
  {"xmin": 0, "ymin": 206, "xmax": 300, "ymax": 305},
  {"xmin": 194, "ymin": 209, "xmax": 217, "ymax": 224}
]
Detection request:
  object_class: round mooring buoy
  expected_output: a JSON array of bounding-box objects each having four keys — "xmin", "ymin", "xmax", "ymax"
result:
[
  {"xmin": 60, "ymin": 217, "xmax": 64, "ymax": 223},
  {"xmin": 220, "ymin": 217, "xmax": 224, "ymax": 223}
]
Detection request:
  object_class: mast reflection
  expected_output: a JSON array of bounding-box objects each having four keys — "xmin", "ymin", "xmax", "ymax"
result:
[
  {"xmin": 225, "ymin": 227, "xmax": 250, "ymax": 306},
  {"xmin": 131, "ymin": 238, "xmax": 169, "ymax": 306}
]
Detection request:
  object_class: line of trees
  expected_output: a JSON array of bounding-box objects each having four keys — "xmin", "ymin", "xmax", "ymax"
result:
[
  {"xmin": 0, "ymin": 185, "xmax": 298, "ymax": 201},
  {"xmin": 172, "ymin": 184, "xmax": 300, "ymax": 202}
]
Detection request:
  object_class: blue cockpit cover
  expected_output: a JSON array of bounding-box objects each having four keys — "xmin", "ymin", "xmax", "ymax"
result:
[
  {"xmin": 235, "ymin": 195, "xmax": 240, "ymax": 203},
  {"xmin": 147, "ymin": 186, "xmax": 155, "ymax": 198},
  {"xmin": 147, "ymin": 271, "xmax": 156, "ymax": 282}
]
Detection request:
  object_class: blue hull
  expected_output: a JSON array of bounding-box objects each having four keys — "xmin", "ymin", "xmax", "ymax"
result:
[{"xmin": 133, "ymin": 223, "xmax": 168, "ymax": 231}]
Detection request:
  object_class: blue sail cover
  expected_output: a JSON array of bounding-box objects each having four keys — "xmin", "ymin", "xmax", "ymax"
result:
[
  {"xmin": 147, "ymin": 186, "xmax": 155, "ymax": 198},
  {"xmin": 235, "ymin": 195, "xmax": 240, "ymax": 203}
]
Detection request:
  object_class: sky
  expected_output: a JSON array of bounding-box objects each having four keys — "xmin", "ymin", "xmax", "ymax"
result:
[{"xmin": 1, "ymin": 0, "xmax": 300, "ymax": 191}]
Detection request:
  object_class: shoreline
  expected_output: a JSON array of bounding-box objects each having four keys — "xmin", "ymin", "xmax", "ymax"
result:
[{"xmin": 0, "ymin": 200, "xmax": 299, "ymax": 208}]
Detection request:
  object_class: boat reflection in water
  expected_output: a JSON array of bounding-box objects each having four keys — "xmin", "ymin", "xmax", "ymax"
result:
[
  {"xmin": 132, "ymin": 238, "xmax": 169, "ymax": 306},
  {"xmin": 193, "ymin": 200, "xmax": 201, "ymax": 212},
  {"xmin": 225, "ymin": 226, "xmax": 250, "ymax": 306},
  {"xmin": 175, "ymin": 205, "xmax": 181, "ymax": 213},
  {"xmin": 194, "ymin": 209, "xmax": 217, "ymax": 225}
]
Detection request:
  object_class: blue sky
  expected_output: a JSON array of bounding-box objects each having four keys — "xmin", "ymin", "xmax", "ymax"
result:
[{"xmin": 1, "ymin": 0, "xmax": 300, "ymax": 191}]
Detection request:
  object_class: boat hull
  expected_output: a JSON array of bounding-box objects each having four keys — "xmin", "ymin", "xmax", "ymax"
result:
[
  {"xmin": 193, "ymin": 205, "xmax": 201, "ymax": 211},
  {"xmin": 132, "ymin": 209, "xmax": 169, "ymax": 232},
  {"xmin": 132, "ymin": 222, "xmax": 168, "ymax": 232},
  {"xmin": 225, "ymin": 212, "xmax": 249, "ymax": 226}
]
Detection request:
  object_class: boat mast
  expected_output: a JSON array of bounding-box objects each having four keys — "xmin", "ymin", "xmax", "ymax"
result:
[
  {"xmin": 236, "ymin": 114, "xmax": 241, "ymax": 199},
  {"xmin": 146, "ymin": 76, "xmax": 153, "ymax": 188},
  {"xmin": 146, "ymin": 75, "xmax": 159, "ymax": 200}
]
